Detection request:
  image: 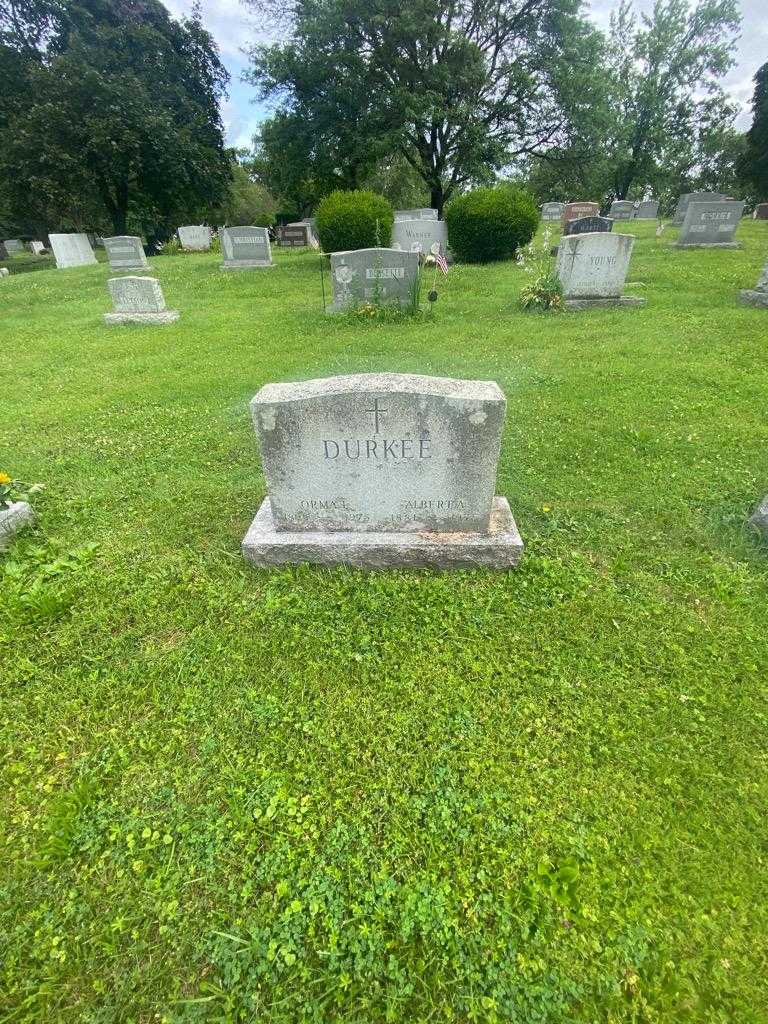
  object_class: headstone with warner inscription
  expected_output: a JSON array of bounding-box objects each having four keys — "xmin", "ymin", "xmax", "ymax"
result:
[
  {"xmin": 104, "ymin": 276, "xmax": 179, "ymax": 325},
  {"xmin": 220, "ymin": 226, "xmax": 273, "ymax": 269},
  {"xmin": 391, "ymin": 218, "xmax": 448, "ymax": 256},
  {"xmin": 49, "ymin": 233, "xmax": 97, "ymax": 269},
  {"xmin": 556, "ymin": 232, "xmax": 644, "ymax": 309},
  {"xmin": 242, "ymin": 372, "xmax": 523, "ymax": 569},
  {"xmin": 562, "ymin": 202, "xmax": 599, "ymax": 228},
  {"xmin": 676, "ymin": 200, "xmax": 744, "ymax": 248},
  {"xmin": 178, "ymin": 225, "xmax": 212, "ymax": 251},
  {"xmin": 329, "ymin": 248, "xmax": 419, "ymax": 312},
  {"xmin": 609, "ymin": 200, "xmax": 635, "ymax": 220},
  {"xmin": 541, "ymin": 202, "xmax": 565, "ymax": 221},
  {"xmin": 564, "ymin": 215, "xmax": 613, "ymax": 237},
  {"xmin": 394, "ymin": 208, "xmax": 438, "ymax": 222},
  {"xmin": 103, "ymin": 235, "xmax": 148, "ymax": 272},
  {"xmin": 738, "ymin": 257, "xmax": 768, "ymax": 309}
]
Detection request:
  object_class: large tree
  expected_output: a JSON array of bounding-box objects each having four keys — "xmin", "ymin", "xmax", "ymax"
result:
[
  {"xmin": 0, "ymin": 0, "xmax": 231, "ymax": 238},
  {"xmin": 740, "ymin": 62, "xmax": 768, "ymax": 202},
  {"xmin": 245, "ymin": 0, "xmax": 607, "ymax": 215}
]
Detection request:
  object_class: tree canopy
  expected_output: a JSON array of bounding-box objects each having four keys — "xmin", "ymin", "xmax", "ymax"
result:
[{"xmin": 740, "ymin": 62, "xmax": 768, "ymax": 202}]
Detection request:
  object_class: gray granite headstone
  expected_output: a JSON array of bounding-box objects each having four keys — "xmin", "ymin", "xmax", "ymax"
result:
[
  {"xmin": 635, "ymin": 200, "xmax": 659, "ymax": 219},
  {"xmin": 329, "ymin": 248, "xmax": 419, "ymax": 312},
  {"xmin": 564, "ymin": 215, "xmax": 613, "ymax": 237},
  {"xmin": 754, "ymin": 204, "xmax": 768, "ymax": 220},
  {"xmin": 739, "ymin": 257, "xmax": 768, "ymax": 308},
  {"xmin": 3, "ymin": 238, "xmax": 24, "ymax": 254},
  {"xmin": 104, "ymin": 276, "xmax": 179, "ymax": 324},
  {"xmin": 609, "ymin": 200, "xmax": 635, "ymax": 220},
  {"xmin": 278, "ymin": 223, "xmax": 312, "ymax": 247},
  {"xmin": 49, "ymin": 233, "xmax": 97, "ymax": 269},
  {"xmin": 103, "ymin": 235, "xmax": 148, "ymax": 271},
  {"xmin": 541, "ymin": 202, "xmax": 565, "ymax": 221},
  {"xmin": 676, "ymin": 200, "xmax": 744, "ymax": 247},
  {"xmin": 177, "ymin": 225, "xmax": 212, "ymax": 251},
  {"xmin": 242, "ymin": 373, "xmax": 523, "ymax": 569},
  {"xmin": 748, "ymin": 496, "xmax": 768, "ymax": 539},
  {"xmin": 672, "ymin": 192, "xmax": 727, "ymax": 224},
  {"xmin": 391, "ymin": 218, "xmax": 448, "ymax": 256},
  {"xmin": 556, "ymin": 232, "xmax": 644, "ymax": 309},
  {"xmin": 220, "ymin": 226, "xmax": 272, "ymax": 269},
  {"xmin": 394, "ymin": 208, "xmax": 438, "ymax": 222},
  {"xmin": 0, "ymin": 501, "xmax": 34, "ymax": 552}
]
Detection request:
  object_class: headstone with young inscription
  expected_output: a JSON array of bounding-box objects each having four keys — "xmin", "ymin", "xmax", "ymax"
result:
[
  {"xmin": 609, "ymin": 200, "xmax": 635, "ymax": 220},
  {"xmin": 394, "ymin": 208, "xmax": 439, "ymax": 222},
  {"xmin": 564, "ymin": 215, "xmax": 613, "ymax": 237},
  {"xmin": 541, "ymin": 202, "xmax": 565, "ymax": 221},
  {"xmin": 738, "ymin": 257, "xmax": 768, "ymax": 309},
  {"xmin": 220, "ymin": 226, "xmax": 273, "ymax": 269},
  {"xmin": 676, "ymin": 200, "xmax": 744, "ymax": 248},
  {"xmin": 562, "ymin": 202, "xmax": 599, "ymax": 228},
  {"xmin": 242, "ymin": 373, "xmax": 523, "ymax": 569},
  {"xmin": 329, "ymin": 248, "xmax": 419, "ymax": 312},
  {"xmin": 555, "ymin": 232, "xmax": 644, "ymax": 309},
  {"xmin": 103, "ymin": 235, "xmax": 148, "ymax": 272},
  {"xmin": 391, "ymin": 218, "xmax": 448, "ymax": 256},
  {"xmin": 178, "ymin": 225, "xmax": 212, "ymax": 251},
  {"xmin": 104, "ymin": 276, "xmax": 179, "ymax": 324},
  {"xmin": 49, "ymin": 233, "xmax": 98, "ymax": 269}
]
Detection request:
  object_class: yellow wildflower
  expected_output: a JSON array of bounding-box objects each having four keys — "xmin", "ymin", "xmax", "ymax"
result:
[{"xmin": 0, "ymin": 472, "xmax": 11, "ymax": 485}]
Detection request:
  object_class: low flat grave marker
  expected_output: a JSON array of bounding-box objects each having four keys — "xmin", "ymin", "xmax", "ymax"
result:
[
  {"xmin": 675, "ymin": 200, "xmax": 744, "ymax": 248},
  {"xmin": 391, "ymin": 218, "xmax": 448, "ymax": 256},
  {"xmin": 104, "ymin": 276, "xmax": 179, "ymax": 324},
  {"xmin": 329, "ymin": 248, "xmax": 419, "ymax": 312},
  {"xmin": 242, "ymin": 372, "xmax": 523, "ymax": 569},
  {"xmin": 556, "ymin": 231, "xmax": 644, "ymax": 310},
  {"xmin": 49, "ymin": 233, "xmax": 97, "ymax": 269},
  {"xmin": 103, "ymin": 235, "xmax": 148, "ymax": 272},
  {"xmin": 739, "ymin": 257, "xmax": 768, "ymax": 309},
  {"xmin": 394, "ymin": 208, "xmax": 438, "ymax": 222},
  {"xmin": 178, "ymin": 225, "xmax": 212, "ymax": 251},
  {"xmin": 220, "ymin": 226, "xmax": 272, "ymax": 269}
]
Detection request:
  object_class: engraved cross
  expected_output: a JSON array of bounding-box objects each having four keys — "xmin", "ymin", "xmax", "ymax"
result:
[{"xmin": 366, "ymin": 397, "xmax": 388, "ymax": 433}]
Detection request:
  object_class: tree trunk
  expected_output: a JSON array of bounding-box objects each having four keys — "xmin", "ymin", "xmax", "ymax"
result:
[{"xmin": 431, "ymin": 184, "xmax": 444, "ymax": 216}]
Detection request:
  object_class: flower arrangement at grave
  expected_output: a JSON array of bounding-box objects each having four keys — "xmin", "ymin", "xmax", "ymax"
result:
[{"xmin": 517, "ymin": 227, "xmax": 564, "ymax": 311}]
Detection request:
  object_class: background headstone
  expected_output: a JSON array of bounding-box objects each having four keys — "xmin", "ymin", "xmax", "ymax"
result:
[
  {"xmin": 103, "ymin": 235, "xmax": 148, "ymax": 271},
  {"xmin": 104, "ymin": 276, "xmax": 179, "ymax": 324},
  {"xmin": 177, "ymin": 225, "xmax": 212, "ymax": 251},
  {"xmin": 676, "ymin": 200, "xmax": 744, "ymax": 247},
  {"xmin": 49, "ymin": 233, "xmax": 97, "ymax": 269},
  {"xmin": 564, "ymin": 215, "xmax": 613, "ymax": 236},
  {"xmin": 556, "ymin": 232, "xmax": 644, "ymax": 309},
  {"xmin": 0, "ymin": 267, "xmax": 9, "ymax": 277},
  {"xmin": 738, "ymin": 257, "xmax": 768, "ymax": 308},
  {"xmin": 673, "ymin": 192, "xmax": 727, "ymax": 224},
  {"xmin": 220, "ymin": 226, "xmax": 272, "ymax": 269},
  {"xmin": 3, "ymin": 239, "xmax": 24, "ymax": 254},
  {"xmin": 753, "ymin": 204, "xmax": 768, "ymax": 220},
  {"xmin": 277, "ymin": 223, "xmax": 317, "ymax": 248},
  {"xmin": 562, "ymin": 202, "xmax": 600, "ymax": 227},
  {"xmin": 609, "ymin": 200, "xmax": 635, "ymax": 220},
  {"xmin": 541, "ymin": 202, "xmax": 565, "ymax": 221},
  {"xmin": 329, "ymin": 248, "xmax": 419, "ymax": 312},
  {"xmin": 391, "ymin": 218, "xmax": 448, "ymax": 256},
  {"xmin": 28, "ymin": 241, "xmax": 46, "ymax": 255},
  {"xmin": 242, "ymin": 373, "xmax": 523, "ymax": 568},
  {"xmin": 0, "ymin": 242, "xmax": 7, "ymax": 259},
  {"xmin": 635, "ymin": 199, "xmax": 660, "ymax": 219},
  {"xmin": 394, "ymin": 208, "xmax": 439, "ymax": 222}
]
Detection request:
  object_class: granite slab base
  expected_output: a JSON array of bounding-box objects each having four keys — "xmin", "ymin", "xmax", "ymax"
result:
[
  {"xmin": 739, "ymin": 289, "xmax": 768, "ymax": 308},
  {"xmin": 673, "ymin": 242, "xmax": 741, "ymax": 249},
  {"xmin": 564, "ymin": 296, "xmax": 646, "ymax": 310},
  {"xmin": 242, "ymin": 497, "xmax": 524, "ymax": 570},
  {"xmin": 749, "ymin": 496, "xmax": 768, "ymax": 539},
  {"xmin": 0, "ymin": 501, "xmax": 34, "ymax": 552},
  {"xmin": 104, "ymin": 310, "xmax": 179, "ymax": 324},
  {"xmin": 220, "ymin": 261, "xmax": 274, "ymax": 270}
]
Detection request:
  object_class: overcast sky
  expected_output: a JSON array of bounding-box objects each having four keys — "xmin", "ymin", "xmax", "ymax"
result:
[{"xmin": 161, "ymin": 0, "xmax": 766, "ymax": 149}]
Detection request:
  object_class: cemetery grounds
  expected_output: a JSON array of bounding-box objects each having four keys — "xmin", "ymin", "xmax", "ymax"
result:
[{"xmin": 1, "ymin": 220, "xmax": 767, "ymax": 1022}]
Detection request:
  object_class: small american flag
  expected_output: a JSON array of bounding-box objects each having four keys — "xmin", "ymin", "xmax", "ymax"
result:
[{"xmin": 434, "ymin": 251, "xmax": 449, "ymax": 275}]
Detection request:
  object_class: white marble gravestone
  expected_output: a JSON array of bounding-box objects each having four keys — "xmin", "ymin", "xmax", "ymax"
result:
[
  {"xmin": 0, "ymin": 501, "xmax": 34, "ymax": 552},
  {"xmin": 29, "ymin": 241, "xmax": 46, "ymax": 255},
  {"xmin": 739, "ymin": 258, "xmax": 768, "ymax": 309},
  {"xmin": 391, "ymin": 218, "xmax": 448, "ymax": 256},
  {"xmin": 0, "ymin": 268, "xmax": 9, "ymax": 278},
  {"xmin": 177, "ymin": 225, "xmax": 212, "ymax": 251},
  {"xmin": 608, "ymin": 200, "xmax": 635, "ymax": 220},
  {"xmin": 676, "ymin": 200, "xmax": 744, "ymax": 248},
  {"xmin": 394, "ymin": 208, "xmax": 438, "ymax": 222},
  {"xmin": 242, "ymin": 373, "xmax": 523, "ymax": 568},
  {"xmin": 49, "ymin": 233, "xmax": 97, "ymax": 269},
  {"xmin": 3, "ymin": 239, "xmax": 24, "ymax": 254},
  {"xmin": 103, "ymin": 236, "xmax": 148, "ymax": 272},
  {"xmin": 541, "ymin": 202, "xmax": 565, "ymax": 222},
  {"xmin": 556, "ymin": 232, "xmax": 644, "ymax": 309},
  {"xmin": 104, "ymin": 276, "xmax": 179, "ymax": 324},
  {"xmin": 329, "ymin": 248, "xmax": 420, "ymax": 312},
  {"xmin": 220, "ymin": 226, "xmax": 272, "ymax": 269}
]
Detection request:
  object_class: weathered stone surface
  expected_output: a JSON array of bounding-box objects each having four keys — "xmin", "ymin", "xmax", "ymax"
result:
[
  {"xmin": 748, "ymin": 496, "xmax": 768, "ymax": 538},
  {"xmin": 3, "ymin": 238, "xmax": 24, "ymax": 254},
  {"xmin": 754, "ymin": 204, "xmax": 768, "ymax": 220},
  {"xmin": 394, "ymin": 208, "xmax": 438, "ymax": 222},
  {"xmin": 103, "ymin": 235, "xmax": 148, "ymax": 271},
  {"xmin": 243, "ymin": 373, "xmax": 522, "ymax": 569},
  {"xmin": 220, "ymin": 226, "xmax": 273, "ymax": 269},
  {"xmin": 564, "ymin": 215, "xmax": 613, "ymax": 237},
  {"xmin": 49, "ymin": 233, "xmax": 97, "ymax": 269},
  {"xmin": 0, "ymin": 267, "xmax": 9, "ymax": 278},
  {"xmin": 676, "ymin": 200, "xmax": 744, "ymax": 247},
  {"xmin": 0, "ymin": 501, "xmax": 34, "ymax": 552},
  {"xmin": 541, "ymin": 202, "xmax": 565, "ymax": 221},
  {"xmin": 329, "ymin": 248, "xmax": 419, "ymax": 312},
  {"xmin": 278, "ymin": 222, "xmax": 318, "ymax": 248},
  {"xmin": 178, "ymin": 225, "xmax": 212, "ymax": 251},
  {"xmin": 104, "ymin": 276, "xmax": 179, "ymax": 324},
  {"xmin": 673, "ymin": 191, "xmax": 727, "ymax": 224},
  {"xmin": 739, "ymin": 258, "xmax": 768, "ymax": 307},
  {"xmin": 562, "ymin": 202, "xmax": 599, "ymax": 227},
  {"xmin": 29, "ymin": 241, "xmax": 46, "ymax": 255},
  {"xmin": 391, "ymin": 218, "xmax": 448, "ymax": 256},
  {"xmin": 556, "ymin": 232, "xmax": 640, "ymax": 305},
  {"xmin": 609, "ymin": 200, "xmax": 635, "ymax": 219},
  {"xmin": 635, "ymin": 200, "xmax": 660, "ymax": 219}
]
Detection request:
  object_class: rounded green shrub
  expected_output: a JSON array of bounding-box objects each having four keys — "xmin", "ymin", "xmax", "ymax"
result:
[
  {"xmin": 445, "ymin": 186, "xmax": 539, "ymax": 263},
  {"xmin": 315, "ymin": 190, "xmax": 394, "ymax": 253}
]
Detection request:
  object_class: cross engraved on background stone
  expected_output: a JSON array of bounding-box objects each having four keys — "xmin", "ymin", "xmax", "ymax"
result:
[{"xmin": 366, "ymin": 397, "xmax": 388, "ymax": 433}]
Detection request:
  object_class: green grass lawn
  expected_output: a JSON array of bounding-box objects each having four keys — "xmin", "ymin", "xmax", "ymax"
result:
[{"xmin": 2, "ymin": 221, "xmax": 767, "ymax": 1023}]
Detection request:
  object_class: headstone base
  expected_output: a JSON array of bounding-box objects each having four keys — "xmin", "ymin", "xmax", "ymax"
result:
[
  {"xmin": 242, "ymin": 496, "xmax": 524, "ymax": 570},
  {"xmin": 0, "ymin": 501, "xmax": 34, "ymax": 552},
  {"xmin": 738, "ymin": 290, "xmax": 768, "ymax": 308},
  {"xmin": 673, "ymin": 242, "xmax": 741, "ymax": 249},
  {"xmin": 564, "ymin": 296, "xmax": 646, "ymax": 310},
  {"xmin": 104, "ymin": 310, "xmax": 180, "ymax": 325},
  {"xmin": 220, "ymin": 260, "xmax": 274, "ymax": 270}
]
